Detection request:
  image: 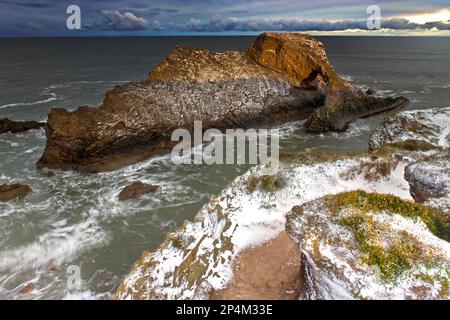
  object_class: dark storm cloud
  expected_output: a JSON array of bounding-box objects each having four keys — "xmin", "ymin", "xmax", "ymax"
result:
[
  {"xmin": 424, "ymin": 20, "xmax": 450, "ymax": 30},
  {"xmin": 0, "ymin": 0, "xmax": 449, "ymax": 36},
  {"xmin": 173, "ymin": 16, "xmax": 449, "ymax": 32}
]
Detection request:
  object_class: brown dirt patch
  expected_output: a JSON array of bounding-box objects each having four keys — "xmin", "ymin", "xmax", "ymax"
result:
[{"xmin": 210, "ymin": 232, "xmax": 302, "ymax": 300}]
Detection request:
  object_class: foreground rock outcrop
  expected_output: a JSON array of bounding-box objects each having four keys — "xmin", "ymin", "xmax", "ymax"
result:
[
  {"xmin": 37, "ymin": 32, "xmax": 406, "ymax": 172},
  {"xmin": 286, "ymin": 191, "xmax": 449, "ymax": 300},
  {"xmin": 369, "ymin": 107, "xmax": 450, "ymax": 152},
  {"xmin": 0, "ymin": 184, "xmax": 32, "ymax": 202},
  {"xmin": 0, "ymin": 118, "xmax": 45, "ymax": 135},
  {"xmin": 114, "ymin": 106, "xmax": 449, "ymax": 300}
]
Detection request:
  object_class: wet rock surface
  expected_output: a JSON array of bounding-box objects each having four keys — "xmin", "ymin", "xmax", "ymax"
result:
[
  {"xmin": 118, "ymin": 181, "xmax": 159, "ymax": 201},
  {"xmin": 37, "ymin": 32, "xmax": 406, "ymax": 172},
  {"xmin": 0, "ymin": 184, "xmax": 32, "ymax": 202},
  {"xmin": 0, "ymin": 118, "xmax": 45, "ymax": 135}
]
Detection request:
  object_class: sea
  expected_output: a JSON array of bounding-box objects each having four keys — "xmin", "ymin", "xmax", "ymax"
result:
[{"xmin": 0, "ymin": 36, "xmax": 449, "ymax": 299}]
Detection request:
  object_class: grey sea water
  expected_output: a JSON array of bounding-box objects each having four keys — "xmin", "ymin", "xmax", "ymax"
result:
[{"xmin": 0, "ymin": 36, "xmax": 449, "ymax": 299}]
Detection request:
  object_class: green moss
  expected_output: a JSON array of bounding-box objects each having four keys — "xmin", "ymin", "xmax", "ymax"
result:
[
  {"xmin": 246, "ymin": 174, "xmax": 285, "ymax": 193},
  {"xmin": 260, "ymin": 174, "xmax": 285, "ymax": 192},
  {"xmin": 341, "ymin": 213, "xmax": 423, "ymax": 280},
  {"xmin": 375, "ymin": 139, "xmax": 440, "ymax": 155},
  {"xmin": 325, "ymin": 190, "xmax": 449, "ymax": 242},
  {"xmin": 321, "ymin": 191, "xmax": 449, "ymax": 281},
  {"xmin": 440, "ymin": 278, "xmax": 449, "ymax": 297},
  {"xmin": 171, "ymin": 235, "xmax": 185, "ymax": 249}
]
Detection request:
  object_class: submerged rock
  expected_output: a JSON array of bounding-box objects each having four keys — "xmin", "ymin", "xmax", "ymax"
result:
[
  {"xmin": 0, "ymin": 184, "xmax": 32, "ymax": 202},
  {"xmin": 118, "ymin": 181, "xmax": 159, "ymax": 201},
  {"xmin": 405, "ymin": 158, "xmax": 450, "ymax": 203},
  {"xmin": 286, "ymin": 191, "xmax": 450, "ymax": 300},
  {"xmin": 0, "ymin": 118, "xmax": 45, "ymax": 135},
  {"xmin": 37, "ymin": 32, "xmax": 405, "ymax": 172}
]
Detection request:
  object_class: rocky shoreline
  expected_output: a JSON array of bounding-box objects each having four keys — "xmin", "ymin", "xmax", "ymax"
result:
[
  {"xmin": 114, "ymin": 106, "xmax": 449, "ymax": 300},
  {"xmin": 36, "ymin": 32, "xmax": 407, "ymax": 172}
]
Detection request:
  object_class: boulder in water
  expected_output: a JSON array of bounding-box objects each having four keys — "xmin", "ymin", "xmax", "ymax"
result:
[
  {"xmin": 118, "ymin": 181, "xmax": 159, "ymax": 201},
  {"xmin": 0, "ymin": 184, "xmax": 32, "ymax": 202}
]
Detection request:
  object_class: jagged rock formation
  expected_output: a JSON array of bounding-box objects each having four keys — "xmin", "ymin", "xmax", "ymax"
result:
[
  {"xmin": 304, "ymin": 90, "xmax": 408, "ymax": 133},
  {"xmin": 0, "ymin": 184, "xmax": 32, "ymax": 202},
  {"xmin": 38, "ymin": 32, "xmax": 406, "ymax": 172},
  {"xmin": 118, "ymin": 181, "xmax": 159, "ymax": 201},
  {"xmin": 369, "ymin": 107, "xmax": 450, "ymax": 208},
  {"xmin": 286, "ymin": 191, "xmax": 449, "ymax": 300},
  {"xmin": 0, "ymin": 118, "xmax": 45, "ymax": 135}
]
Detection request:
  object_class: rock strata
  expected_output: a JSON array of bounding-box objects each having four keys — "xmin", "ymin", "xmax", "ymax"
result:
[{"xmin": 38, "ymin": 32, "xmax": 406, "ymax": 172}]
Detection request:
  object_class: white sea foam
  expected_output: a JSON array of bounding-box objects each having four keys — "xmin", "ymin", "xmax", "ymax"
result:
[
  {"xmin": 0, "ymin": 92, "xmax": 57, "ymax": 109},
  {"xmin": 0, "ymin": 219, "xmax": 110, "ymax": 272}
]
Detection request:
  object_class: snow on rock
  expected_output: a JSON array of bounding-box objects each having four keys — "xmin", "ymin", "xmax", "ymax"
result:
[
  {"xmin": 114, "ymin": 153, "xmax": 419, "ymax": 300},
  {"xmin": 286, "ymin": 191, "xmax": 450, "ymax": 300},
  {"xmin": 114, "ymin": 107, "xmax": 449, "ymax": 300},
  {"xmin": 369, "ymin": 107, "xmax": 450, "ymax": 151},
  {"xmin": 405, "ymin": 158, "xmax": 450, "ymax": 203}
]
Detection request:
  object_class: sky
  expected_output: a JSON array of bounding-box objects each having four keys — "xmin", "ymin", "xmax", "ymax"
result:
[{"xmin": 0, "ymin": 0, "xmax": 449, "ymax": 36}]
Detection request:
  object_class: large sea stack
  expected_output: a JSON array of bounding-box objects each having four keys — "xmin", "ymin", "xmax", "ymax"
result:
[{"xmin": 37, "ymin": 32, "xmax": 408, "ymax": 172}]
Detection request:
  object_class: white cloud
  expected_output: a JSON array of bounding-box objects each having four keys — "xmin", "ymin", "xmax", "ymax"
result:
[{"xmin": 98, "ymin": 10, "xmax": 148, "ymax": 31}]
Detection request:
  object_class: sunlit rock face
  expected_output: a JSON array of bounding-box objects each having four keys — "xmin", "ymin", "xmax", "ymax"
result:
[{"xmin": 37, "ymin": 32, "xmax": 406, "ymax": 172}]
